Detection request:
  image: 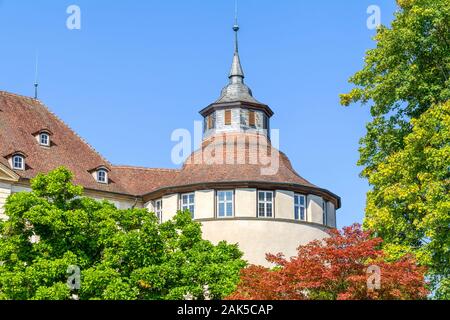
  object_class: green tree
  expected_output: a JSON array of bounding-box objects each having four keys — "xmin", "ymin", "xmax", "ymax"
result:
[
  {"xmin": 340, "ymin": 0, "xmax": 449, "ymax": 298},
  {"xmin": 0, "ymin": 167, "xmax": 246, "ymax": 300},
  {"xmin": 341, "ymin": 0, "xmax": 449, "ymax": 177},
  {"xmin": 364, "ymin": 102, "xmax": 449, "ymax": 299}
]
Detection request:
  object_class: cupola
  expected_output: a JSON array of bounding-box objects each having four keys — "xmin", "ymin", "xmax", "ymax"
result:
[{"xmin": 200, "ymin": 20, "xmax": 273, "ymax": 141}]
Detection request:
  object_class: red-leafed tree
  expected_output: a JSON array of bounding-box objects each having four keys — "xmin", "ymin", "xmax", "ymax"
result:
[{"xmin": 227, "ymin": 225, "xmax": 428, "ymax": 300}]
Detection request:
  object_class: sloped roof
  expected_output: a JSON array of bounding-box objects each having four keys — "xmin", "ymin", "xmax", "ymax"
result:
[
  {"xmin": 171, "ymin": 133, "xmax": 316, "ymax": 188},
  {"xmin": 0, "ymin": 91, "xmax": 340, "ymax": 208},
  {"xmin": 0, "ymin": 91, "xmax": 177, "ymax": 196}
]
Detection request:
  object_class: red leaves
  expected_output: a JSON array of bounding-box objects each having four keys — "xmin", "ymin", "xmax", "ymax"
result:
[{"xmin": 227, "ymin": 224, "xmax": 428, "ymax": 300}]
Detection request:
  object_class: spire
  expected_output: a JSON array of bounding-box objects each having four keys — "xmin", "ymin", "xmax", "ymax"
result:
[
  {"xmin": 214, "ymin": 0, "xmax": 262, "ymax": 105},
  {"xmin": 229, "ymin": 0, "xmax": 244, "ymax": 83}
]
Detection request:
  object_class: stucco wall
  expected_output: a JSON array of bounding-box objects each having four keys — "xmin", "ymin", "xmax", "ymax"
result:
[
  {"xmin": 0, "ymin": 182, "xmax": 140, "ymax": 219},
  {"xmin": 195, "ymin": 190, "xmax": 215, "ymax": 219},
  {"xmin": 145, "ymin": 201, "xmax": 155, "ymax": 213},
  {"xmin": 90, "ymin": 196, "xmax": 138, "ymax": 210},
  {"xmin": 235, "ymin": 188, "xmax": 257, "ymax": 218},
  {"xmin": 11, "ymin": 185, "xmax": 31, "ymax": 193},
  {"xmin": 200, "ymin": 219, "xmax": 330, "ymax": 266},
  {"xmin": 308, "ymin": 194, "xmax": 324, "ymax": 224},
  {"xmin": 0, "ymin": 182, "xmax": 12, "ymax": 221},
  {"xmin": 162, "ymin": 194, "xmax": 179, "ymax": 222},
  {"xmin": 275, "ymin": 190, "xmax": 295, "ymax": 220}
]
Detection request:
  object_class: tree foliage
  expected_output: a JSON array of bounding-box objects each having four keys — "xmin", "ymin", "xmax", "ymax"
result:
[
  {"xmin": 340, "ymin": 0, "xmax": 449, "ymax": 298},
  {"xmin": 364, "ymin": 101, "xmax": 450, "ymax": 299},
  {"xmin": 341, "ymin": 0, "xmax": 449, "ymax": 177},
  {"xmin": 0, "ymin": 167, "xmax": 246, "ymax": 300},
  {"xmin": 227, "ymin": 225, "xmax": 428, "ymax": 300}
]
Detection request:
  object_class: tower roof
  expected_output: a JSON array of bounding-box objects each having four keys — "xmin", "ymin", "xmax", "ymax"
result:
[{"xmin": 214, "ymin": 21, "xmax": 263, "ymax": 105}]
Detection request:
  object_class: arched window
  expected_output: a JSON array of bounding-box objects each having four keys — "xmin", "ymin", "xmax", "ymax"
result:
[
  {"xmin": 96, "ymin": 169, "xmax": 108, "ymax": 184},
  {"xmin": 12, "ymin": 154, "xmax": 25, "ymax": 170},
  {"xmin": 39, "ymin": 132, "xmax": 50, "ymax": 146}
]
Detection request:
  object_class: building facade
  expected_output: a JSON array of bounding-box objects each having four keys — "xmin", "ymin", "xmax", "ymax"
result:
[{"xmin": 0, "ymin": 24, "xmax": 340, "ymax": 266}]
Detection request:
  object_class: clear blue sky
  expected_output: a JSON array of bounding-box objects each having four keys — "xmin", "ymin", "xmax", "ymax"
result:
[{"xmin": 0, "ymin": 0, "xmax": 398, "ymax": 227}]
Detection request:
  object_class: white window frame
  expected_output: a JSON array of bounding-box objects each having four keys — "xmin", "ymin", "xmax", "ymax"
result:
[
  {"xmin": 181, "ymin": 193, "xmax": 195, "ymax": 218},
  {"xmin": 294, "ymin": 194, "xmax": 307, "ymax": 221},
  {"xmin": 39, "ymin": 133, "xmax": 50, "ymax": 146},
  {"xmin": 323, "ymin": 200, "xmax": 328, "ymax": 226},
  {"xmin": 154, "ymin": 199, "xmax": 163, "ymax": 224},
  {"xmin": 96, "ymin": 169, "xmax": 108, "ymax": 184},
  {"xmin": 12, "ymin": 155, "xmax": 25, "ymax": 170},
  {"xmin": 217, "ymin": 190, "xmax": 234, "ymax": 218},
  {"xmin": 258, "ymin": 191, "xmax": 274, "ymax": 218}
]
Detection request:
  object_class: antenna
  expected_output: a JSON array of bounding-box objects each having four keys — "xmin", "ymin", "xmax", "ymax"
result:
[{"xmin": 34, "ymin": 51, "xmax": 39, "ymax": 99}]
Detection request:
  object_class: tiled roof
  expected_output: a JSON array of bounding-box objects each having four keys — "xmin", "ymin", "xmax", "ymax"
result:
[
  {"xmin": 0, "ymin": 91, "xmax": 177, "ymax": 196},
  {"xmin": 0, "ymin": 91, "xmax": 338, "ymax": 206},
  {"xmin": 170, "ymin": 133, "xmax": 316, "ymax": 188},
  {"xmin": 112, "ymin": 166, "xmax": 179, "ymax": 195}
]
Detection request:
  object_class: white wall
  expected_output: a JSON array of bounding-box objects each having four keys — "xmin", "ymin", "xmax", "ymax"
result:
[
  {"xmin": 11, "ymin": 185, "xmax": 31, "ymax": 193},
  {"xmin": 162, "ymin": 194, "xmax": 179, "ymax": 222},
  {"xmin": 235, "ymin": 188, "xmax": 257, "ymax": 218},
  {"xmin": 275, "ymin": 190, "xmax": 294, "ymax": 220},
  {"xmin": 195, "ymin": 190, "xmax": 215, "ymax": 219},
  {"xmin": 90, "ymin": 196, "xmax": 138, "ymax": 210},
  {"xmin": 307, "ymin": 195, "xmax": 324, "ymax": 224},
  {"xmin": 0, "ymin": 182, "xmax": 12, "ymax": 221},
  {"xmin": 201, "ymin": 219, "xmax": 329, "ymax": 266}
]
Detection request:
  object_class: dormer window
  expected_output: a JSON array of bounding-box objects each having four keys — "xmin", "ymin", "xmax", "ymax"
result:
[
  {"xmin": 97, "ymin": 169, "xmax": 108, "ymax": 184},
  {"xmin": 89, "ymin": 166, "xmax": 110, "ymax": 184},
  {"xmin": 12, "ymin": 154, "xmax": 25, "ymax": 170},
  {"xmin": 33, "ymin": 129, "xmax": 53, "ymax": 147},
  {"xmin": 39, "ymin": 132, "xmax": 50, "ymax": 146}
]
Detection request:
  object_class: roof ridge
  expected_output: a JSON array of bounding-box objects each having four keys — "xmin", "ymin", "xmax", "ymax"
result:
[
  {"xmin": 33, "ymin": 98, "xmax": 113, "ymax": 167},
  {"xmin": 0, "ymin": 90, "xmax": 38, "ymax": 103},
  {"xmin": 113, "ymin": 165, "xmax": 180, "ymax": 172}
]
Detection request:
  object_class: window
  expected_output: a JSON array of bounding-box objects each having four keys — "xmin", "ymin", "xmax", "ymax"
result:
[
  {"xmin": 249, "ymin": 111, "xmax": 256, "ymax": 127},
  {"xmin": 240, "ymin": 110, "xmax": 248, "ymax": 126},
  {"xmin": 181, "ymin": 193, "xmax": 195, "ymax": 218},
  {"xmin": 97, "ymin": 169, "xmax": 108, "ymax": 184},
  {"xmin": 206, "ymin": 113, "xmax": 216, "ymax": 130},
  {"xmin": 258, "ymin": 191, "xmax": 274, "ymax": 218},
  {"xmin": 155, "ymin": 199, "xmax": 163, "ymax": 224},
  {"xmin": 263, "ymin": 115, "xmax": 269, "ymax": 130},
  {"xmin": 294, "ymin": 194, "xmax": 307, "ymax": 221},
  {"xmin": 323, "ymin": 200, "xmax": 328, "ymax": 226},
  {"xmin": 217, "ymin": 190, "xmax": 234, "ymax": 218},
  {"xmin": 224, "ymin": 110, "xmax": 232, "ymax": 126},
  {"xmin": 39, "ymin": 133, "xmax": 50, "ymax": 146},
  {"xmin": 12, "ymin": 155, "xmax": 24, "ymax": 170}
]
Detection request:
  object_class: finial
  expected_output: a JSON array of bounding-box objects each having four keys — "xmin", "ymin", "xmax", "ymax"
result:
[
  {"xmin": 229, "ymin": 0, "xmax": 244, "ymax": 81},
  {"xmin": 233, "ymin": 0, "xmax": 239, "ymax": 52},
  {"xmin": 34, "ymin": 51, "xmax": 39, "ymax": 99}
]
